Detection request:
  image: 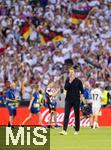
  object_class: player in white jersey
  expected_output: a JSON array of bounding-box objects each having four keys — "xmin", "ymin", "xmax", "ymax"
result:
[
  {"xmin": 91, "ymin": 83, "xmax": 102, "ymax": 129},
  {"xmin": 46, "ymin": 82, "xmax": 60, "ymax": 128}
]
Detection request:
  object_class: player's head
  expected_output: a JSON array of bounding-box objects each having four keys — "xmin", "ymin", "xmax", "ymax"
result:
[
  {"xmin": 69, "ymin": 67, "xmax": 75, "ymax": 77},
  {"xmin": 10, "ymin": 82, "xmax": 16, "ymax": 89},
  {"xmin": 48, "ymin": 82, "xmax": 55, "ymax": 88},
  {"xmin": 95, "ymin": 83, "xmax": 100, "ymax": 88},
  {"xmin": 34, "ymin": 85, "xmax": 39, "ymax": 91},
  {"xmin": 105, "ymin": 86, "xmax": 109, "ymax": 90},
  {"xmin": 84, "ymin": 81, "xmax": 91, "ymax": 89}
]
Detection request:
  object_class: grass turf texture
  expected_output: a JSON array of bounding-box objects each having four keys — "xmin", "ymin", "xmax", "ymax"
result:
[
  {"xmin": 0, "ymin": 127, "xmax": 111, "ymax": 150},
  {"xmin": 50, "ymin": 127, "xmax": 111, "ymax": 150}
]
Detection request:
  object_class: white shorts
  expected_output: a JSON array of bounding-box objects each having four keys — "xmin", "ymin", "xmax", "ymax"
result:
[{"xmin": 92, "ymin": 106, "xmax": 101, "ymax": 115}]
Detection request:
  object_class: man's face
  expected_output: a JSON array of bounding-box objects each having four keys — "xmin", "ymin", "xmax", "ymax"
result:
[{"xmin": 69, "ymin": 69, "xmax": 75, "ymax": 78}]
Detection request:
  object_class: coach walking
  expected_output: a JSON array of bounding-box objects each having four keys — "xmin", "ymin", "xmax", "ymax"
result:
[{"xmin": 60, "ymin": 67, "xmax": 84, "ymax": 135}]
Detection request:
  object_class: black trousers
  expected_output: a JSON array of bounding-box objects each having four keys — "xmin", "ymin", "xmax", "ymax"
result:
[{"xmin": 63, "ymin": 100, "xmax": 80, "ymax": 131}]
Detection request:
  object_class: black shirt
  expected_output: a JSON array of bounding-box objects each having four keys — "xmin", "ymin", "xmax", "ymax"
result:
[{"xmin": 64, "ymin": 77, "xmax": 83, "ymax": 102}]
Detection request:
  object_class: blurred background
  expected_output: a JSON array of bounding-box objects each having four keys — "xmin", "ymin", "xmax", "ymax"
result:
[{"xmin": 0, "ymin": 0, "xmax": 111, "ymax": 107}]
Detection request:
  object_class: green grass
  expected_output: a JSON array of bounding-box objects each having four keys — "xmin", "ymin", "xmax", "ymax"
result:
[{"xmin": 50, "ymin": 127, "xmax": 111, "ymax": 150}]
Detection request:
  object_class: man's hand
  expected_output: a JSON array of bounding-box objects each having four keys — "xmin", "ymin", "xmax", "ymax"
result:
[
  {"xmin": 15, "ymin": 96, "xmax": 19, "ymax": 100},
  {"xmin": 80, "ymin": 94, "xmax": 86, "ymax": 104}
]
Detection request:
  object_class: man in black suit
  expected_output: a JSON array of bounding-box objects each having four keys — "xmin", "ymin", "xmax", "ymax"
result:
[{"xmin": 60, "ymin": 67, "xmax": 84, "ymax": 135}]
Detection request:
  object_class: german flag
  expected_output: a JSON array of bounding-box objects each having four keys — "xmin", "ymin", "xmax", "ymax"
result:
[
  {"xmin": 51, "ymin": 31, "xmax": 64, "ymax": 43},
  {"xmin": 70, "ymin": 9, "xmax": 91, "ymax": 25},
  {"xmin": 39, "ymin": 30, "xmax": 64, "ymax": 45},
  {"xmin": 21, "ymin": 23, "xmax": 32, "ymax": 40},
  {"xmin": 39, "ymin": 33, "xmax": 51, "ymax": 45}
]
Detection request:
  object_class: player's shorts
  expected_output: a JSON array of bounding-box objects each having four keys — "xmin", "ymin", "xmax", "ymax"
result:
[
  {"xmin": 30, "ymin": 106, "xmax": 40, "ymax": 114},
  {"xmin": 49, "ymin": 100, "xmax": 56, "ymax": 113},
  {"xmin": 49, "ymin": 107, "xmax": 56, "ymax": 113},
  {"xmin": 7, "ymin": 105, "xmax": 16, "ymax": 116},
  {"xmin": 92, "ymin": 106, "xmax": 101, "ymax": 115},
  {"xmin": 0, "ymin": 96, "xmax": 4, "ymax": 101},
  {"xmin": 81, "ymin": 104, "xmax": 92, "ymax": 116},
  {"xmin": 44, "ymin": 101, "xmax": 50, "ymax": 108}
]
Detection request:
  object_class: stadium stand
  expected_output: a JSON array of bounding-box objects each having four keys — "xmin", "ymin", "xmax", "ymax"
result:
[{"xmin": 0, "ymin": 0, "xmax": 111, "ymax": 106}]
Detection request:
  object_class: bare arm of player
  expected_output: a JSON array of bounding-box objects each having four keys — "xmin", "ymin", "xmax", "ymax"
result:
[
  {"xmin": 28, "ymin": 97, "xmax": 34, "ymax": 110},
  {"xmin": 52, "ymin": 88, "xmax": 60, "ymax": 97},
  {"xmin": 6, "ymin": 97, "xmax": 18, "ymax": 102},
  {"xmin": 46, "ymin": 89, "xmax": 52, "ymax": 96}
]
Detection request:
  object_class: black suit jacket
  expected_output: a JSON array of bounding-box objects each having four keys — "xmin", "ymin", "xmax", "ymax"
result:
[{"xmin": 64, "ymin": 77, "xmax": 83, "ymax": 103}]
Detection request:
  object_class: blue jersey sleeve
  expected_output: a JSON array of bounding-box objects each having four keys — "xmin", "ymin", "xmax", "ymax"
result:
[
  {"xmin": 83, "ymin": 89, "xmax": 88, "ymax": 99},
  {"xmin": 6, "ymin": 89, "xmax": 15, "ymax": 100},
  {"xmin": 84, "ymin": 88, "xmax": 91, "ymax": 100},
  {"xmin": 33, "ymin": 92, "xmax": 39, "ymax": 100},
  {"xmin": 6, "ymin": 90, "xmax": 10, "ymax": 99}
]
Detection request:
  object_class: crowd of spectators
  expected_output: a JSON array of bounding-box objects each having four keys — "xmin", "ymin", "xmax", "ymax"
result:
[{"xmin": 0, "ymin": 0, "xmax": 111, "ymax": 102}]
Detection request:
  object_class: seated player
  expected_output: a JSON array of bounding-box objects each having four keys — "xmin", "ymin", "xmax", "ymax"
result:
[
  {"xmin": 6, "ymin": 82, "xmax": 19, "ymax": 128},
  {"xmin": 21, "ymin": 85, "xmax": 42, "ymax": 127}
]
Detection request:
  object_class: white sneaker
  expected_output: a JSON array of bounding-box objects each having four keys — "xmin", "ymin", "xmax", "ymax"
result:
[
  {"xmin": 60, "ymin": 130, "xmax": 67, "ymax": 135},
  {"xmin": 74, "ymin": 131, "xmax": 79, "ymax": 135},
  {"xmin": 96, "ymin": 123, "xmax": 100, "ymax": 128}
]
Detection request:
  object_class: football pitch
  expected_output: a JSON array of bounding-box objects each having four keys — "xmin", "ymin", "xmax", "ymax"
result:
[
  {"xmin": 51, "ymin": 127, "xmax": 111, "ymax": 150},
  {"xmin": 0, "ymin": 127, "xmax": 111, "ymax": 150}
]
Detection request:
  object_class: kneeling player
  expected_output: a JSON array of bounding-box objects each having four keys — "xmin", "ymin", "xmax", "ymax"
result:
[{"xmin": 21, "ymin": 85, "xmax": 42, "ymax": 126}]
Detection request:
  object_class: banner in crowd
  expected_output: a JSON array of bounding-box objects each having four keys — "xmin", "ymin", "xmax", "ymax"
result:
[
  {"xmin": 0, "ymin": 107, "xmax": 111, "ymax": 126},
  {"xmin": 70, "ymin": 9, "xmax": 91, "ymax": 24},
  {"xmin": 39, "ymin": 30, "xmax": 64, "ymax": 45},
  {"xmin": 21, "ymin": 23, "xmax": 32, "ymax": 40}
]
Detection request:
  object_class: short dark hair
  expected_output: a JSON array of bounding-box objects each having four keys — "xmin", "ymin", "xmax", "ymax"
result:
[
  {"xmin": 95, "ymin": 83, "xmax": 100, "ymax": 88},
  {"xmin": 69, "ymin": 67, "xmax": 74, "ymax": 71}
]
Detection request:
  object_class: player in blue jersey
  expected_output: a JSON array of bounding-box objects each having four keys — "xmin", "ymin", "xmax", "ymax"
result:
[
  {"xmin": 80, "ymin": 81, "xmax": 93, "ymax": 128},
  {"xmin": 6, "ymin": 82, "xmax": 19, "ymax": 128},
  {"xmin": 21, "ymin": 85, "xmax": 42, "ymax": 126}
]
